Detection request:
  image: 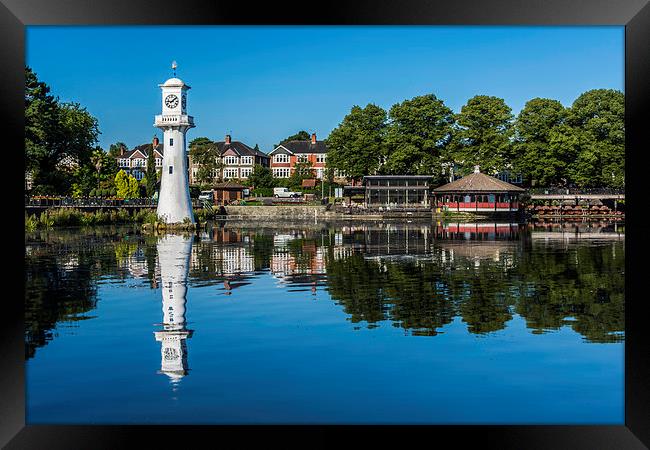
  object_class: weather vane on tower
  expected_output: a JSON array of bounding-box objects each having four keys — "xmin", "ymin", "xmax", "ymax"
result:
[{"xmin": 171, "ymin": 60, "xmax": 177, "ymax": 77}]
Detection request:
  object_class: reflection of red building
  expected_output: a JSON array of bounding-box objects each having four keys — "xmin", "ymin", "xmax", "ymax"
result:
[
  {"xmin": 271, "ymin": 247, "xmax": 326, "ymax": 278},
  {"xmin": 433, "ymin": 167, "xmax": 525, "ymax": 213},
  {"xmin": 435, "ymin": 222, "xmax": 521, "ymax": 240}
]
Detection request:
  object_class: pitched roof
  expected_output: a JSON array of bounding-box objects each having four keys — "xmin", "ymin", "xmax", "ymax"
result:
[
  {"xmin": 215, "ymin": 141, "xmax": 269, "ymax": 158},
  {"xmin": 120, "ymin": 143, "xmax": 164, "ymax": 158},
  {"xmin": 213, "ymin": 181, "xmax": 246, "ymax": 189},
  {"xmin": 433, "ymin": 172, "xmax": 525, "ymax": 193},
  {"xmin": 272, "ymin": 140, "xmax": 328, "ymax": 155}
]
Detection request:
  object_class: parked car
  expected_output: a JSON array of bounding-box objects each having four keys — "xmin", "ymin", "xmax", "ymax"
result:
[{"xmin": 273, "ymin": 187, "xmax": 302, "ymax": 198}]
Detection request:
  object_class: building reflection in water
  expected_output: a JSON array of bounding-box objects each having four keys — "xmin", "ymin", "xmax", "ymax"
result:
[
  {"xmin": 179, "ymin": 221, "xmax": 623, "ymax": 342},
  {"xmin": 153, "ymin": 234, "xmax": 194, "ymax": 385}
]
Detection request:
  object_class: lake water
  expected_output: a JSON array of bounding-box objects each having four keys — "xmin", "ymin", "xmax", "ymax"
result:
[{"xmin": 24, "ymin": 220, "xmax": 625, "ymax": 424}]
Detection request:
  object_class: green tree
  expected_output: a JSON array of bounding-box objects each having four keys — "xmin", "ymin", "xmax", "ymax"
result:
[
  {"xmin": 566, "ymin": 89, "xmax": 624, "ymax": 187},
  {"xmin": 288, "ymin": 160, "xmax": 315, "ymax": 190},
  {"xmin": 384, "ymin": 94, "xmax": 455, "ymax": 184},
  {"xmin": 512, "ymin": 98, "xmax": 568, "ymax": 186},
  {"xmin": 145, "ymin": 146, "xmax": 158, "ymax": 197},
  {"xmin": 114, "ymin": 170, "xmax": 140, "ymax": 198},
  {"xmin": 189, "ymin": 137, "xmax": 222, "ymax": 184},
  {"xmin": 276, "ymin": 131, "xmax": 310, "ymax": 147},
  {"xmin": 326, "ymin": 104, "xmax": 388, "ymax": 182},
  {"xmin": 247, "ymin": 164, "xmax": 275, "ymax": 189},
  {"xmin": 452, "ymin": 95, "xmax": 514, "ymax": 176},
  {"xmin": 72, "ymin": 147, "xmax": 118, "ymax": 197},
  {"xmin": 107, "ymin": 142, "xmax": 128, "ymax": 158},
  {"xmin": 25, "ymin": 67, "xmax": 100, "ymax": 194}
]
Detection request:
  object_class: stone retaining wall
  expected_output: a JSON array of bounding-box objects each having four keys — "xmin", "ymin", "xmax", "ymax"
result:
[
  {"xmin": 224, "ymin": 205, "xmax": 437, "ymax": 220},
  {"xmin": 225, "ymin": 205, "xmax": 333, "ymax": 219}
]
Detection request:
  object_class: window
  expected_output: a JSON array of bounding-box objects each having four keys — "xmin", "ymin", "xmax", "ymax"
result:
[
  {"xmin": 317, "ymin": 169, "xmax": 323, "ymax": 179},
  {"xmin": 316, "ymin": 154, "xmax": 326, "ymax": 163},
  {"xmin": 273, "ymin": 168, "xmax": 290, "ymax": 178},
  {"xmin": 241, "ymin": 156, "xmax": 253, "ymax": 165},
  {"xmin": 169, "ymin": 166, "xmax": 173, "ymax": 174},
  {"xmin": 297, "ymin": 154, "xmax": 309, "ymax": 162},
  {"xmin": 273, "ymin": 154, "xmax": 289, "ymax": 164},
  {"xmin": 223, "ymin": 168, "xmax": 239, "ymax": 179},
  {"xmin": 156, "ymin": 158, "xmax": 162, "ymax": 167},
  {"xmin": 224, "ymin": 156, "xmax": 238, "ymax": 165},
  {"xmin": 240, "ymin": 168, "xmax": 252, "ymax": 178},
  {"xmin": 169, "ymin": 138, "xmax": 174, "ymax": 146}
]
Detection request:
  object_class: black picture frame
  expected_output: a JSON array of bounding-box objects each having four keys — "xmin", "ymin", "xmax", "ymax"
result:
[{"xmin": 4, "ymin": 0, "xmax": 649, "ymax": 448}]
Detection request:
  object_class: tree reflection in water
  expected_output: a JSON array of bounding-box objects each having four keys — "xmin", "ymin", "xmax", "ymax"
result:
[
  {"xmin": 325, "ymin": 222, "xmax": 624, "ymax": 342},
  {"xmin": 24, "ymin": 221, "xmax": 624, "ymax": 361}
]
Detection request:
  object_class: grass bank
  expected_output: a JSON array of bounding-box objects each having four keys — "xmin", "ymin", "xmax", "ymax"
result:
[{"xmin": 24, "ymin": 207, "xmax": 223, "ymax": 231}]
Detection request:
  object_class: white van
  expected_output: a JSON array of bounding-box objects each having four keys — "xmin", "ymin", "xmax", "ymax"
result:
[{"xmin": 273, "ymin": 187, "xmax": 301, "ymax": 198}]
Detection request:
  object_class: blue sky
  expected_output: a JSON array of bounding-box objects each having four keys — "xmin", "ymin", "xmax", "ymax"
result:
[{"xmin": 26, "ymin": 26, "xmax": 623, "ymax": 152}]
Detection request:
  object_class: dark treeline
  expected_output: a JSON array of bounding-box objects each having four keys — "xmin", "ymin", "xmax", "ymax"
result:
[{"xmin": 325, "ymin": 90, "xmax": 624, "ymax": 188}]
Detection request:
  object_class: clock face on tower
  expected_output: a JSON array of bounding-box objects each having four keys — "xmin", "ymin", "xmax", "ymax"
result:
[{"xmin": 165, "ymin": 94, "xmax": 179, "ymax": 109}]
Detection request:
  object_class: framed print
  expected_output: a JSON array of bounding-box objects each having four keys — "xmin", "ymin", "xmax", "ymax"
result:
[{"xmin": 4, "ymin": 0, "xmax": 650, "ymax": 447}]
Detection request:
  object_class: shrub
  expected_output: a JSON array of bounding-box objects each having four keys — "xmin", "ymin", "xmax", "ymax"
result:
[
  {"xmin": 25, "ymin": 214, "xmax": 38, "ymax": 232},
  {"xmin": 194, "ymin": 208, "xmax": 217, "ymax": 223},
  {"xmin": 116, "ymin": 209, "xmax": 131, "ymax": 222},
  {"xmin": 79, "ymin": 212, "xmax": 96, "ymax": 226},
  {"xmin": 39, "ymin": 212, "xmax": 54, "ymax": 228},
  {"xmin": 251, "ymin": 187, "xmax": 273, "ymax": 198}
]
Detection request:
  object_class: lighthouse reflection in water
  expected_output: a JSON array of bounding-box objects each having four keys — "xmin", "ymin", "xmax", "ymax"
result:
[{"xmin": 153, "ymin": 234, "xmax": 193, "ymax": 385}]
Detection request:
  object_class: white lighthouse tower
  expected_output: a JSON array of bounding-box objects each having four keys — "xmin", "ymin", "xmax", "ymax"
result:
[
  {"xmin": 154, "ymin": 234, "xmax": 194, "ymax": 383},
  {"xmin": 154, "ymin": 61, "xmax": 195, "ymax": 224}
]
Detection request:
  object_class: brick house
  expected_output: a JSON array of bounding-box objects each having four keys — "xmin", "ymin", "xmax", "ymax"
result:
[
  {"xmin": 189, "ymin": 134, "xmax": 270, "ymax": 184},
  {"xmin": 116, "ymin": 136, "xmax": 164, "ymax": 181},
  {"xmin": 268, "ymin": 133, "xmax": 328, "ymax": 179}
]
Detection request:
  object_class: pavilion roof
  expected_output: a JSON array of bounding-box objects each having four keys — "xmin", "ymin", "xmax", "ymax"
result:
[
  {"xmin": 213, "ymin": 181, "xmax": 246, "ymax": 190},
  {"xmin": 433, "ymin": 172, "xmax": 525, "ymax": 193}
]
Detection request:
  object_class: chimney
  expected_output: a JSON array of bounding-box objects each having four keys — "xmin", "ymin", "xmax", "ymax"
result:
[
  {"xmin": 311, "ymin": 133, "xmax": 317, "ymax": 145},
  {"xmin": 120, "ymin": 146, "xmax": 125, "ymax": 156},
  {"xmin": 152, "ymin": 135, "xmax": 159, "ymax": 148},
  {"xmin": 225, "ymin": 134, "xmax": 231, "ymax": 145}
]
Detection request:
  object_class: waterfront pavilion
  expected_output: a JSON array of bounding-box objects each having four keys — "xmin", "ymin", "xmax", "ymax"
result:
[
  {"xmin": 362, "ymin": 175, "xmax": 433, "ymax": 208},
  {"xmin": 433, "ymin": 167, "xmax": 525, "ymax": 213},
  {"xmin": 213, "ymin": 181, "xmax": 246, "ymax": 205}
]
